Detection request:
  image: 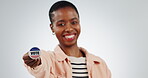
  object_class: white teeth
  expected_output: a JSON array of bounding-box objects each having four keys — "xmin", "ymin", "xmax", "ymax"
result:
[{"xmin": 65, "ymin": 35, "xmax": 74, "ymax": 39}]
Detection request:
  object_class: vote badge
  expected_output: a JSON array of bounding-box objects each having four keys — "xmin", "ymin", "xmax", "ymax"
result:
[{"xmin": 28, "ymin": 47, "xmax": 40, "ymax": 59}]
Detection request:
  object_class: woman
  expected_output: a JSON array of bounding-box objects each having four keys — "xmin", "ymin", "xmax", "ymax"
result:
[{"xmin": 23, "ymin": 1, "xmax": 111, "ymax": 78}]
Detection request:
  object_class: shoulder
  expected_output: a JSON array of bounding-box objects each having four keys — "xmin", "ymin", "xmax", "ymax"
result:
[
  {"xmin": 80, "ymin": 47, "xmax": 103, "ymax": 61},
  {"xmin": 88, "ymin": 52, "xmax": 111, "ymax": 77},
  {"xmin": 88, "ymin": 53, "xmax": 105, "ymax": 63},
  {"xmin": 79, "ymin": 47, "xmax": 106, "ymax": 64}
]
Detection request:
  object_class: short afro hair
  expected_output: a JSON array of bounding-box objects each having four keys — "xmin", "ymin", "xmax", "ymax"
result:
[{"xmin": 49, "ymin": 1, "xmax": 79, "ymax": 24}]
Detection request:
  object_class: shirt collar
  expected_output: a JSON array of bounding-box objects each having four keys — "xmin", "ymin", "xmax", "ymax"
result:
[
  {"xmin": 54, "ymin": 45, "xmax": 68, "ymax": 61},
  {"xmin": 79, "ymin": 47, "xmax": 101, "ymax": 64},
  {"xmin": 54, "ymin": 45, "xmax": 101, "ymax": 63}
]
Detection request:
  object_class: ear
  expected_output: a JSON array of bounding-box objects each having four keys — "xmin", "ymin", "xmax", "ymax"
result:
[{"xmin": 50, "ymin": 24, "xmax": 54, "ymax": 33}]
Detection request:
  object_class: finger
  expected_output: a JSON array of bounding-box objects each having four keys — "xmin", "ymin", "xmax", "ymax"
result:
[
  {"xmin": 28, "ymin": 59, "xmax": 39, "ymax": 68},
  {"xmin": 30, "ymin": 59, "xmax": 39, "ymax": 68},
  {"xmin": 27, "ymin": 60, "xmax": 37, "ymax": 67},
  {"xmin": 26, "ymin": 59, "xmax": 37, "ymax": 65},
  {"xmin": 23, "ymin": 52, "xmax": 32, "ymax": 60},
  {"xmin": 24, "ymin": 59, "xmax": 35, "ymax": 65}
]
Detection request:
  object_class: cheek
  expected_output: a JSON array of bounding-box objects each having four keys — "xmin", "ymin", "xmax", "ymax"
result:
[
  {"xmin": 76, "ymin": 25, "xmax": 81, "ymax": 34},
  {"xmin": 53, "ymin": 26, "xmax": 61, "ymax": 33},
  {"xmin": 54, "ymin": 27, "xmax": 63, "ymax": 37}
]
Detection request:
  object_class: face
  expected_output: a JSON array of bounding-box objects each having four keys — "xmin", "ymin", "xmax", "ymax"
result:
[{"xmin": 50, "ymin": 7, "xmax": 81, "ymax": 47}]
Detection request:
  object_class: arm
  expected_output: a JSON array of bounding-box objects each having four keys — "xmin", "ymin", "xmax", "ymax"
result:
[{"xmin": 23, "ymin": 50, "xmax": 51, "ymax": 77}]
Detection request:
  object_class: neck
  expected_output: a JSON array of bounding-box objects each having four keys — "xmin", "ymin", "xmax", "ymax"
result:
[{"xmin": 59, "ymin": 44, "xmax": 83, "ymax": 57}]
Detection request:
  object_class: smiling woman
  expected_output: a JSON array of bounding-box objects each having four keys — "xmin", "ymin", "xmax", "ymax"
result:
[
  {"xmin": 50, "ymin": 7, "xmax": 81, "ymax": 48},
  {"xmin": 22, "ymin": 1, "xmax": 111, "ymax": 78}
]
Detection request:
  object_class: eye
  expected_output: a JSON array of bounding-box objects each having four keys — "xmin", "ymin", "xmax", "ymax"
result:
[
  {"xmin": 71, "ymin": 21, "xmax": 78, "ymax": 25},
  {"xmin": 58, "ymin": 23, "xmax": 65, "ymax": 26}
]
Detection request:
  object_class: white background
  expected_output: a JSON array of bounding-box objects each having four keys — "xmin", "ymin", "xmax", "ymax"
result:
[{"xmin": 0, "ymin": 0, "xmax": 148, "ymax": 78}]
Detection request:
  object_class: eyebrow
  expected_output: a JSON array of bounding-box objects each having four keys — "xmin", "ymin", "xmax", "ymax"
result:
[
  {"xmin": 71, "ymin": 17, "xmax": 79, "ymax": 21},
  {"xmin": 57, "ymin": 20, "xmax": 65, "ymax": 23},
  {"xmin": 56, "ymin": 17, "xmax": 79, "ymax": 23}
]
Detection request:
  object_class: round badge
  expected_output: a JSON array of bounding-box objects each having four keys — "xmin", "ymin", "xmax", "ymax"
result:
[{"xmin": 28, "ymin": 47, "xmax": 41, "ymax": 59}]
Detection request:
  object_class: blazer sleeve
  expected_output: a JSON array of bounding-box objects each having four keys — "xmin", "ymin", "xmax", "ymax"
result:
[
  {"xmin": 103, "ymin": 60, "xmax": 111, "ymax": 78},
  {"xmin": 24, "ymin": 50, "xmax": 52, "ymax": 78}
]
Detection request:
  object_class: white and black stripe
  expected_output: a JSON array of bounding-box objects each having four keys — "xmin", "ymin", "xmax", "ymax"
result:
[{"xmin": 69, "ymin": 56, "xmax": 89, "ymax": 78}]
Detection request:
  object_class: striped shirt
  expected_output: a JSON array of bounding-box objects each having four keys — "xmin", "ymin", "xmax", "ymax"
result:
[{"xmin": 69, "ymin": 56, "xmax": 88, "ymax": 78}]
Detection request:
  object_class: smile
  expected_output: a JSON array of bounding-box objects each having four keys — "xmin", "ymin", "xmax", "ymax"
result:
[
  {"xmin": 65, "ymin": 35, "xmax": 75, "ymax": 39},
  {"xmin": 63, "ymin": 33, "xmax": 76, "ymax": 41}
]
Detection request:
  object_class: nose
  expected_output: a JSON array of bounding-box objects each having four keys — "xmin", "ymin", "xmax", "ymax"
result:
[{"xmin": 65, "ymin": 23, "xmax": 73, "ymax": 32}]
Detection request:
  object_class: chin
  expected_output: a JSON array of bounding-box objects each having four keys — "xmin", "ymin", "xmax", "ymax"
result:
[{"xmin": 60, "ymin": 41, "xmax": 77, "ymax": 47}]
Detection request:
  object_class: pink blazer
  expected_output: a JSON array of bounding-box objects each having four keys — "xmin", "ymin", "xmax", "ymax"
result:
[{"xmin": 25, "ymin": 46, "xmax": 111, "ymax": 78}]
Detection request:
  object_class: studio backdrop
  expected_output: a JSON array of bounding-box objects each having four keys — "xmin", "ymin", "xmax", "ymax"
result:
[{"xmin": 0, "ymin": 0, "xmax": 148, "ymax": 78}]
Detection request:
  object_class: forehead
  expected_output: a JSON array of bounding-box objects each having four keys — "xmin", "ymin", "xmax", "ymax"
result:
[{"xmin": 52, "ymin": 7, "xmax": 79, "ymax": 22}]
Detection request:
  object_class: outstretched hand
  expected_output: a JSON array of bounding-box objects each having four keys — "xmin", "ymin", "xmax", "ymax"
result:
[{"xmin": 23, "ymin": 53, "xmax": 41, "ymax": 68}]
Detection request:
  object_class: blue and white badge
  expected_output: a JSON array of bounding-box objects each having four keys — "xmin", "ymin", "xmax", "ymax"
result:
[{"xmin": 28, "ymin": 47, "xmax": 41, "ymax": 59}]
